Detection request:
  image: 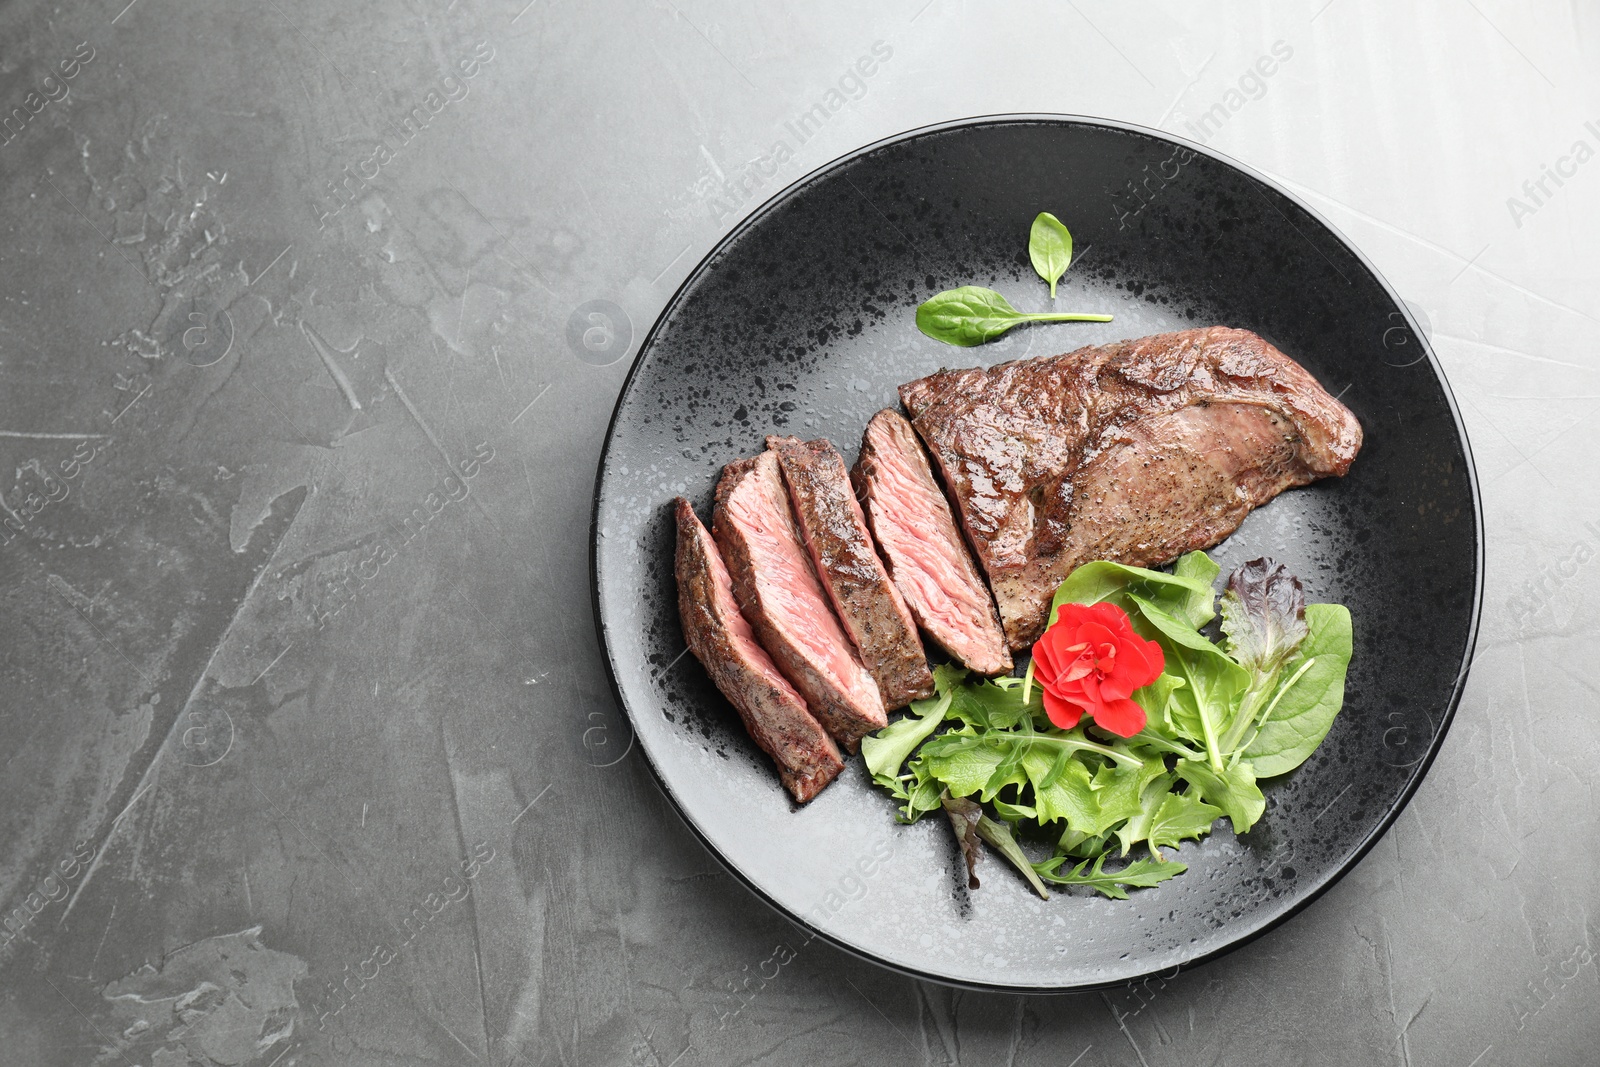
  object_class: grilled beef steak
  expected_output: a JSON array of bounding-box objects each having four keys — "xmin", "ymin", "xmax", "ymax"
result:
[
  {"xmin": 900, "ymin": 327, "xmax": 1363, "ymax": 649},
  {"xmin": 768, "ymin": 435, "xmax": 935, "ymax": 710},
  {"xmin": 852, "ymin": 411, "xmax": 1013, "ymax": 676},
  {"xmin": 675, "ymin": 499, "xmax": 845, "ymax": 802},
  {"xmin": 713, "ymin": 451, "xmax": 888, "ymax": 750}
]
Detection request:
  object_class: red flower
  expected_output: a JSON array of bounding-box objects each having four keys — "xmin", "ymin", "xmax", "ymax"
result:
[{"xmin": 1031, "ymin": 601, "xmax": 1165, "ymax": 738}]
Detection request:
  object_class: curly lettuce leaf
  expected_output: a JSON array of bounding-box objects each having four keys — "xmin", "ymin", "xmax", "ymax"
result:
[
  {"xmin": 1175, "ymin": 757, "xmax": 1265, "ymax": 835},
  {"xmin": 947, "ymin": 674, "xmax": 1037, "ymax": 730},
  {"xmin": 1148, "ymin": 790, "xmax": 1224, "ymax": 854},
  {"xmin": 1220, "ymin": 558, "xmax": 1309, "ymax": 673}
]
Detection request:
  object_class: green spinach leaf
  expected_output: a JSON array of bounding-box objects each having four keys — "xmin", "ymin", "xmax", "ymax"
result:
[
  {"xmin": 1028, "ymin": 212, "xmax": 1074, "ymax": 298},
  {"xmin": 1127, "ymin": 594, "xmax": 1251, "ymax": 766},
  {"xmin": 1240, "ymin": 603, "xmax": 1353, "ymax": 776},
  {"xmin": 916, "ymin": 286, "xmax": 1112, "ymax": 347},
  {"xmin": 1171, "ymin": 550, "xmax": 1222, "ymax": 628}
]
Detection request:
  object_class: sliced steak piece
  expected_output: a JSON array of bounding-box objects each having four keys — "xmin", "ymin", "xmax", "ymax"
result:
[
  {"xmin": 713, "ymin": 451, "xmax": 888, "ymax": 750},
  {"xmin": 900, "ymin": 326, "xmax": 1363, "ymax": 649},
  {"xmin": 675, "ymin": 499, "xmax": 844, "ymax": 803},
  {"xmin": 767, "ymin": 435, "xmax": 934, "ymax": 710},
  {"xmin": 852, "ymin": 411, "xmax": 1013, "ymax": 676}
]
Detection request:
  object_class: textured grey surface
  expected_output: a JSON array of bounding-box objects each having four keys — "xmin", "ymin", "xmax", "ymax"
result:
[{"xmin": 0, "ymin": 1, "xmax": 1595, "ymax": 1065}]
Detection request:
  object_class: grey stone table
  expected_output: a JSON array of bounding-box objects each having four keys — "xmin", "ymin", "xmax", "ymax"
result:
[{"xmin": 0, "ymin": 1, "xmax": 1595, "ymax": 1064}]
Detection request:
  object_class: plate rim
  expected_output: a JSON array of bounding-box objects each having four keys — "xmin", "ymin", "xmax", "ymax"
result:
[{"xmin": 589, "ymin": 112, "xmax": 1485, "ymax": 993}]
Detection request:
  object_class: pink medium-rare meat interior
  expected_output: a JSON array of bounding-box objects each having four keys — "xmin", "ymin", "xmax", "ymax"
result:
[
  {"xmin": 854, "ymin": 410, "xmax": 1012, "ymax": 676},
  {"xmin": 767, "ymin": 434, "xmax": 934, "ymax": 710},
  {"xmin": 674, "ymin": 497, "xmax": 843, "ymax": 803},
  {"xmin": 713, "ymin": 452, "xmax": 887, "ymax": 748}
]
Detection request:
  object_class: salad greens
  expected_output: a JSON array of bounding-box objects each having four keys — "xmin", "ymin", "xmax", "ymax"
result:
[
  {"xmin": 865, "ymin": 552, "xmax": 1352, "ymax": 899},
  {"xmin": 916, "ymin": 213, "xmax": 1111, "ymax": 346},
  {"xmin": 914, "ymin": 286, "xmax": 1112, "ymax": 347},
  {"xmin": 1028, "ymin": 211, "xmax": 1074, "ymax": 298}
]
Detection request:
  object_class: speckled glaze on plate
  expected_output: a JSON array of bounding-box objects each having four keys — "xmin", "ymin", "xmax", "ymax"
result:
[{"xmin": 591, "ymin": 115, "xmax": 1481, "ymax": 992}]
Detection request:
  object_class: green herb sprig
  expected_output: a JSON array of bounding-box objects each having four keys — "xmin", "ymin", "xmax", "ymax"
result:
[
  {"xmin": 1028, "ymin": 211, "xmax": 1074, "ymax": 297},
  {"xmin": 915, "ymin": 287, "xmax": 1112, "ymax": 347},
  {"xmin": 916, "ymin": 213, "xmax": 1111, "ymax": 346}
]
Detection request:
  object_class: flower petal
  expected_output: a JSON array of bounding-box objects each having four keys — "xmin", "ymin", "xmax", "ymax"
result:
[
  {"xmin": 1089, "ymin": 697, "xmax": 1147, "ymax": 738},
  {"xmin": 1042, "ymin": 688, "xmax": 1084, "ymax": 730},
  {"xmin": 1061, "ymin": 656, "xmax": 1095, "ymax": 683},
  {"xmin": 1031, "ymin": 636, "xmax": 1061, "ymax": 686},
  {"xmin": 1084, "ymin": 600, "xmax": 1134, "ymax": 633},
  {"xmin": 1096, "ymin": 668, "xmax": 1139, "ymax": 703}
]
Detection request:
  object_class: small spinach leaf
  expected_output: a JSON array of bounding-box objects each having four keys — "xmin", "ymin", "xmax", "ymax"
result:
[
  {"xmin": 1028, "ymin": 212, "xmax": 1074, "ymax": 298},
  {"xmin": 1240, "ymin": 603, "xmax": 1353, "ymax": 776},
  {"xmin": 916, "ymin": 286, "xmax": 1112, "ymax": 347},
  {"xmin": 1049, "ymin": 558, "xmax": 1216, "ymax": 631}
]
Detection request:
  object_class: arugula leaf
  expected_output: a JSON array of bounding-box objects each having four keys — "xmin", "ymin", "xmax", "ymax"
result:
[
  {"xmin": 941, "ymin": 793, "xmax": 986, "ymax": 889},
  {"xmin": 900, "ymin": 759, "xmax": 946, "ymax": 820},
  {"xmin": 872, "ymin": 753, "xmax": 944, "ymax": 823},
  {"xmin": 1028, "ymin": 212, "xmax": 1074, "ymax": 298},
  {"xmin": 1147, "ymin": 790, "xmax": 1223, "ymax": 854},
  {"xmin": 916, "ymin": 286, "xmax": 1112, "ymax": 347},
  {"xmin": 1174, "ymin": 757, "xmax": 1265, "ymax": 835},
  {"xmin": 1220, "ymin": 558, "xmax": 1309, "ymax": 673},
  {"xmin": 1240, "ymin": 603, "xmax": 1353, "ymax": 776},
  {"xmin": 862, "ymin": 690, "xmax": 951, "ymax": 778},
  {"xmin": 1033, "ymin": 853, "xmax": 1188, "ymax": 899}
]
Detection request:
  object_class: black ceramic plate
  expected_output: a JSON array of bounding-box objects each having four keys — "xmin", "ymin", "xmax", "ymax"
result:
[{"xmin": 592, "ymin": 116, "xmax": 1480, "ymax": 991}]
